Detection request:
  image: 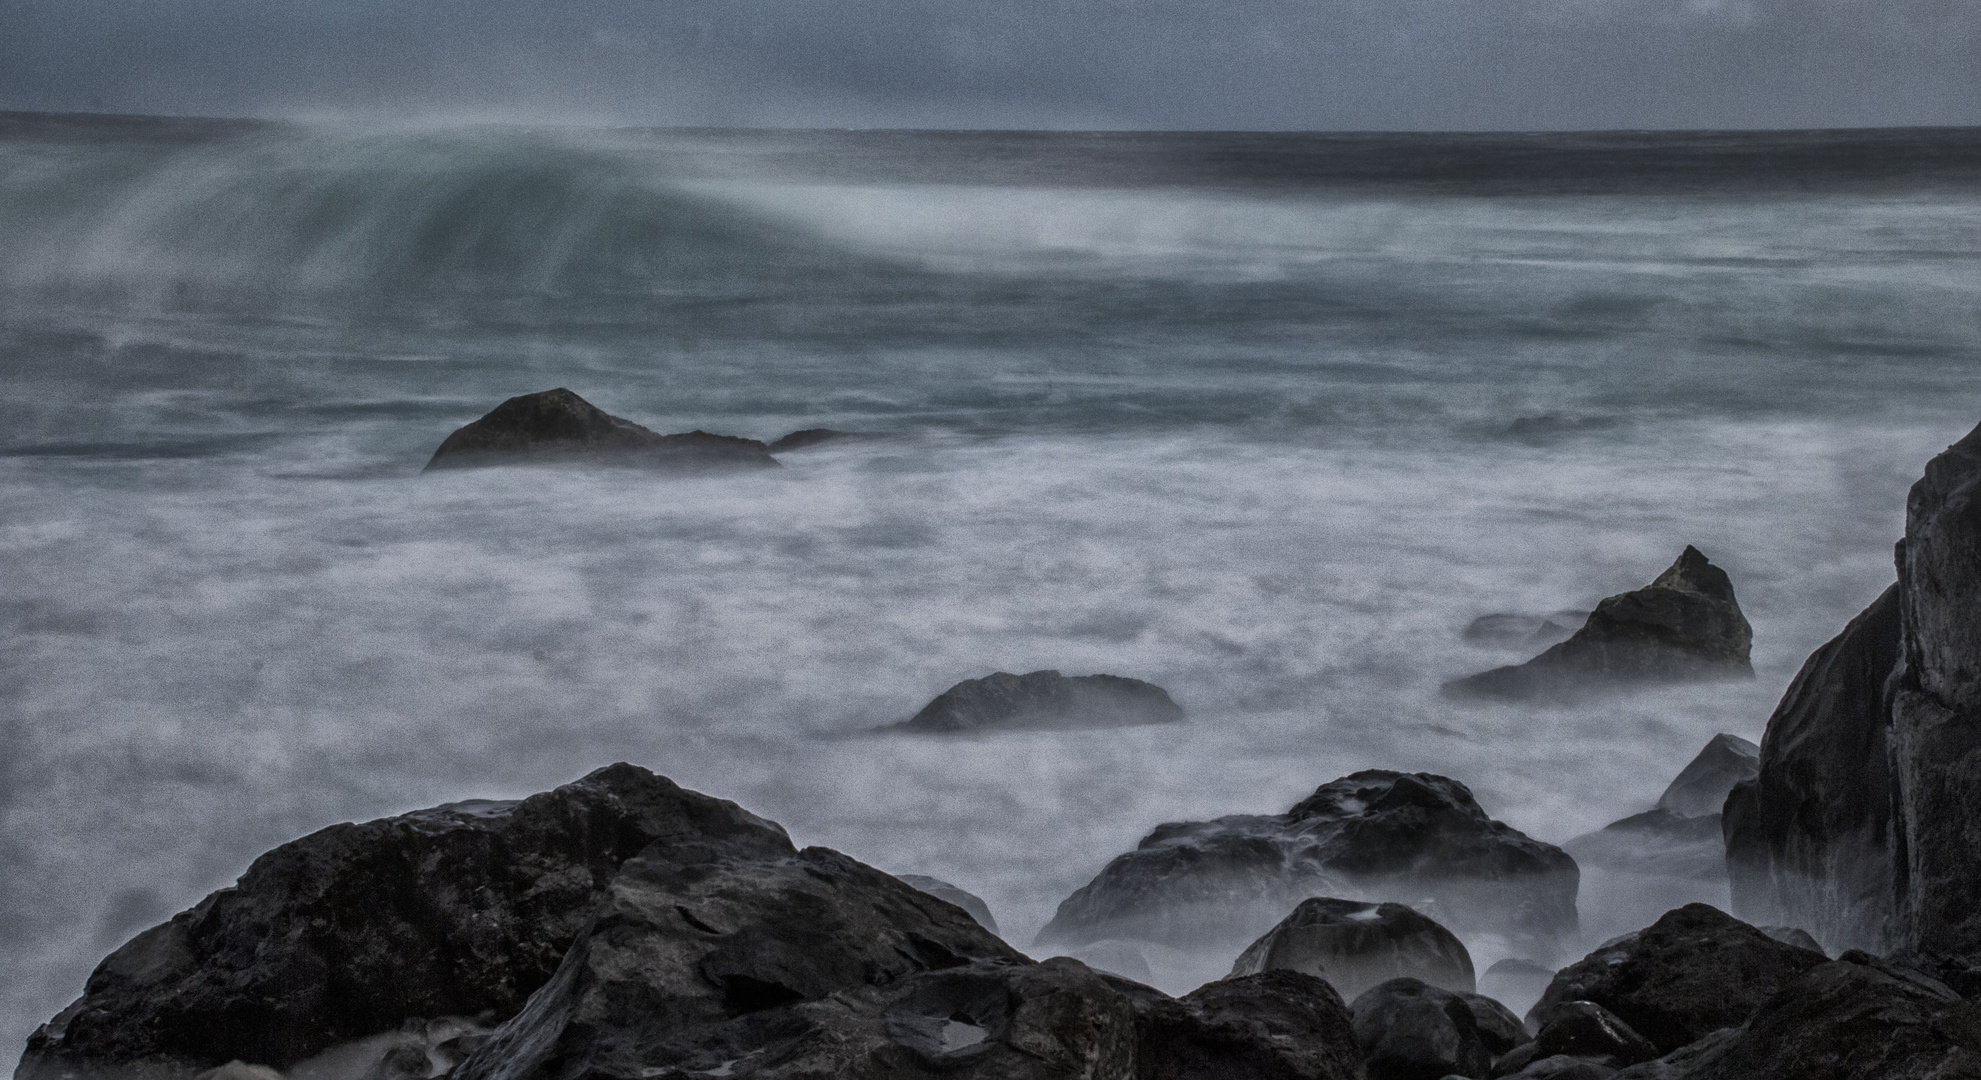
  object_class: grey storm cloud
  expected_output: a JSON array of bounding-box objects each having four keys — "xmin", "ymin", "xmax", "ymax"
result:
[{"xmin": 1, "ymin": 0, "xmax": 1977, "ymax": 129}]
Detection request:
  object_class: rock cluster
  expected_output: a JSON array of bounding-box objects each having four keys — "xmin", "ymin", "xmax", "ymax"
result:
[
  {"xmin": 890, "ymin": 670, "xmax": 1184, "ymax": 733},
  {"xmin": 1034, "ymin": 770, "xmax": 1577, "ymax": 958},
  {"xmin": 424, "ymin": 389, "xmax": 779, "ymax": 471},
  {"xmin": 1445, "ymin": 547, "xmax": 1753, "ymax": 700}
]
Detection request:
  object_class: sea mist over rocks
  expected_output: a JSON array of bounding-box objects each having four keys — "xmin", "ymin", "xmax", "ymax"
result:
[{"xmin": 3, "ymin": 117, "xmax": 1981, "ymax": 1054}]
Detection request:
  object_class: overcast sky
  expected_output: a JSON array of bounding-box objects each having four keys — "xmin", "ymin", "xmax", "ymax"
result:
[{"xmin": 1, "ymin": 0, "xmax": 1977, "ymax": 130}]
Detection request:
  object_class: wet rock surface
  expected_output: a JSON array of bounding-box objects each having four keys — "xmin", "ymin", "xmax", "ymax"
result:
[
  {"xmin": 19, "ymin": 763, "xmax": 794, "ymax": 1076},
  {"xmin": 1491, "ymin": 1002, "xmax": 1657, "ymax": 1075},
  {"xmin": 1610, "ymin": 952, "xmax": 1981, "ymax": 1080},
  {"xmin": 1653, "ymin": 735, "xmax": 1757, "ymax": 818},
  {"xmin": 897, "ymin": 874, "xmax": 1001, "ymax": 935},
  {"xmin": 1035, "ymin": 771, "xmax": 1578, "ymax": 957},
  {"xmin": 1526, "ymin": 904, "xmax": 1826, "ymax": 1055},
  {"xmin": 1349, "ymin": 977, "xmax": 1524, "ymax": 1080},
  {"xmin": 1444, "ymin": 547, "xmax": 1753, "ymax": 700},
  {"xmin": 1723, "ymin": 584, "xmax": 1900, "ymax": 955},
  {"xmin": 1130, "ymin": 969, "xmax": 1365, "ymax": 1080},
  {"xmin": 890, "ymin": 670, "xmax": 1184, "ymax": 733},
  {"xmin": 424, "ymin": 388, "xmax": 779, "ymax": 471},
  {"xmin": 1228, "ymin": 898, "xmax": 1476, "ymax": 1003}
]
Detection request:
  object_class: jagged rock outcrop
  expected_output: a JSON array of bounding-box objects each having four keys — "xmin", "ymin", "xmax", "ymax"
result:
[
  {"xmin": 1227, "ymin": 899, "xmax": 1476, "ymax": 1002},
  {"xmin": 1609, "ymin": 952, "xmax": 1981, "ymax": 1080},
  {"xmin": 897, "ymin": 875, "xmax": 1000, "ymax": 935},
  {"xmin": 1444, "ymin": 548, "xmax": 1753, "ymax": 700},
  {"xmin": 1348, "ymin": 978, "xmax": 1528, "ymax": 1080},
  {"xmin": 1723, "ymin": 585, "xmax": 1899, "ymax": 955},
  {"xmin": 1526, "ymin": 904, "xmax": 1826, "ymax": 1055},
  {"xmin": 424, "ymin": 388, "xmax": 778, "ymax": 471},
  {"xmin": 890, "ymin": 670, "xmax": 1184, "ymax": 733},
  {"xmin": 1036, "ymin": 771, "xmax": 1577, "ymax": 959},
  {"xmin": 21, "ymin": 764, "xmax": 1373, "ymax": 1080},
  {"xmin": 18, "ymin": 764, "xmax": 797, "ymax": 1076},
  {"xmin": 1126, "ymin": 969, "xmax": 1365, "ymax": 1080},
  {"xmin": 1889, "ymin": 423, "xmax": 1981, "ymax": 965}
]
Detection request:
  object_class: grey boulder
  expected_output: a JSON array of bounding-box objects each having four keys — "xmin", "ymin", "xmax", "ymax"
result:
[
  {"xmin": 1444, "ymin": 548, "xmax": 1753, "ymax": 700},
  {"xmin": 1228, "ymin": 898, "xmax": 1476, "ymax": 1002},
  {"xmin": 1128, "ymin": 969, "xmax": 1365, "ymax": 1080},
  {"xmin": 424, "ymin": 388, "xmax": 778, "ymax": 471},
  {"xmin": 1490, "ymin": 1002, "xmax": 1656, "ymax": 1076},
  {"xmin": 890, "ymin": 670, "xmax": 1184, "ymax": 733},
  {"xmin": 897, "ymin": 874, "xmax": 1000, "ymax": 935},
  {"xmin": 1035, "ymin": 771, "xmax": 1578, "ymax": 958},
  {"xmin": 1349, "ymin": 977, "xmax": 1529, "ymax": 1080}
]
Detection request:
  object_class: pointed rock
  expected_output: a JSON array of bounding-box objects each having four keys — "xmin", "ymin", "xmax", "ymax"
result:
[{"xmin": 424, "ymin": 388, "xmax": 777, "ymax": 471}]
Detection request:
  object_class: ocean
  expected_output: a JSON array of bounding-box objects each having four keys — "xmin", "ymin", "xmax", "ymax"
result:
[{"xmin": 3, "ymin": 113, "xmax": 1980, "ymax": 1049}]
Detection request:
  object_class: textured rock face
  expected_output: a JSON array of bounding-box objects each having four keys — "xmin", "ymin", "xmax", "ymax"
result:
[
  {"xmin": 1890, "ymin": 423, "xmax": 1981, "ymax": 963},
  {"xmin": 19, "ymin": 764, "xmax": 795, "ymax": 1076},
  {"xmin": 1491, "ymin": 1002, "xmax": 1657, "ymax": 1075},
  {"xmin": 1035, "ymin": 771, "xmax": 1578, "ymax": 957},
  {"xmin": 424, "ymin": 388, "xmax": 778, "ymax": 471},
  {"xmin": 1227, "ymin": 898, "xmax": 1476, "ymax": 1003},
  {"xmin": 1609, "ymin": 953, "xmax": 1981, "ymax": 1080},
  {"xmin": 1526, "ymin": 904, "xmax": 1826, "ymax": 1055},
  {"xmin": 1723, "ymin": 584, "xmax": 1900, "ymax": 955},
  {"xmin": 893, "ymin": 670, "xmax": 1184, "ymax": 733},
  {"xmin": 1129, "ymin": 970, "xmax": 1365, "ymax": 1080},
  {"xmin": 1348, "ymin": 978, "xmax": 1526, "ymax": 1080},
  {"xmin": 1655, "ymin": 735, "xmax": 1758, "ymax": 818},
  {"xmin": 1445, "ymin": 548, "xmax": 1753, "ymax": 700},
  {"xmin": 897, "ymin": 875, "xmax": 1000, "ymax": 935}
]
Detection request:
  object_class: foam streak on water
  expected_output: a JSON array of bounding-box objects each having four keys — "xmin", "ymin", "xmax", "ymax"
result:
[{"xmin": 2, "ymin": 116, "xmax": 1979, "ymax": 1048}]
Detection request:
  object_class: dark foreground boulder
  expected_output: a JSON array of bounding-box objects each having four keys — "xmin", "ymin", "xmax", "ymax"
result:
[
  {"xmin": 1526, "ymin": 904, "xmax": 1826, "ymax": 1055},
  {"xmin": 22, "ymin": 765, "xmax": 1371, "ymax": 1080},
  {"xmin": 1035, "ymin": 771, "xmax": 1578, "ymax": 958},
  {"xmin": 1491, "ymin": 1002, "xmax": 1656, "ymax": 1076},
  {"xmin": 1128, "ymin": 969, "xmax": 1365, "ymax": 1080},
  {"xmin": 1349, "ymin": 978, "xmax": 1528, "ymax": 1080},
  {"xmin": 897, "ymin": 875, "xmax": 1000, "ymax": 935},
  {"xmin": 1228, "ymin": 899, "xmax": 1475, "ymax": 1002},
  {"xmin": 890, "ymin": 670, "xmax": 1184, "ymax": 733},
  {"xmin": 19, "ymin": 764, "xmax": 796, "ymax": 1075},
  {"xmin": 1722, "ymin": 585, "xmax": 1900, "ymax": 956},
  {"xmin": 1444, "ymin": 548, "xmax": 1752, "ymax": 700},
  {"xmin": 1610, "ymin": 952, "xmax": 1981, "ymax": 1080},
  {"xmin": 424, "ymin": 389, "xmax": 778, "ymax": 471}
]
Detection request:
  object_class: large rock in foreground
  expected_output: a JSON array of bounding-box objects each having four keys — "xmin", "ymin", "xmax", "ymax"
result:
[
  {"xmin": 1349, "ymin": 977, "xmax": 1528, "ymax": 1080},
  {"xmin": 1227, "ymin": 898, "xmax": 1475, "ymax": 1002},
  {"xmin": 1036, "ymin": 771, "xmax": 1578, "ymax": 958},
  {"xmin": 1527, "ymin": 904, "xmax": 1826, "ymax": 1055},
  {"xmin": 20, "ymin": 764, "xmax": 798, "ymax": 1075},
  {"xmin": 1611, "ymin": 952, "xmax": 1981, "ymax": 1080},
  {"xmin": 1445, "ymin": 548, "xmax": 1753, "ymax": 700},
  {"xmin": 424, "ymin": 388, "xmax": 778, "ymax": 471},
  {"xmin": 1723, "ymin": 584, "xmax": 1900, "ymax": 955},
  {"xmin": 22, "ymin": 765, "xmax": 1371, "ymax": 1080},
  {"xmin": 890, "ymin": 670, "xmax": 1184, "ymax": 733}
]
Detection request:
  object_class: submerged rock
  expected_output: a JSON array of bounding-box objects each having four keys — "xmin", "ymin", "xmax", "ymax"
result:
[
  {"xmin": 1035, "ymin": 770, "xmax": 1578, "ymax": 959},
  {"xmin": 1349, "ymin": 977, "xmax": 1526, "ymax": 1080},
  {"xmin": 1655, "ymin": 734, "xmax": 1758, "ymax": 818},
  {"xmin": 896, "ymin": 874, "xmax": 1000, "ymax": 935},
  {"xmin": 1444, "ymin": 548, "xmax": 1753, "ymax": 700},
  {"xmin": 766, "ymin": 428, "xmax": 864, "ymax": 452},
  {"xmin": 889, "ymin": 669, "xmax": 1184, "ymax": 733},
  {"xmin": 1227, "ymin": 898, "xmax": 1476, "ymax": 1002},
  {"xmin": 1610, "ymin": 952, "xmax": 1981, "ymax": 1080},
  {"xmin": 424, "ymin": 388, "xmax": 778, "ymax": 471},
  {"xmin": 1478, "ymin": 959, "xmax": 1556, "ymax": 1016},
  {"xmin": 1130, "ymin": 969, "xmax": 1364, "ymax": 1080},
  {"xmin": 1463, "ymin": 612, "xmax": 1587, "ymax": 651},
  {"xmin": 1526, "ymin": 904, "xmax": 1826, "ymax": 1055},
  {"xmin": 1563, "ymin": 810, "xmax": 1727, "ymax": 882}
]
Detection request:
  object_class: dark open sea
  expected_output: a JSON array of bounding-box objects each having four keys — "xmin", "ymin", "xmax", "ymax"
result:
[{"xmin": 4, "ymin": 113, "xmax": 1981, "ymax": 1048}]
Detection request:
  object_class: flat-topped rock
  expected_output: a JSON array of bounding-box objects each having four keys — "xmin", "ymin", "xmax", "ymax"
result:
[
  {"xmin": 1445, "ymin": 547, "xmax": 1753, "ymax": 700},
  {"xmin": 889, "ymin": 669, "xmax": 1183, "ymax": 733},
  {"xmin": 1036, "ymin": 770, "xmax": 1578, "ymax": 958},
  {"xmin": 424, "ymin": 388, "xmax": 778, "ymax": 471}
]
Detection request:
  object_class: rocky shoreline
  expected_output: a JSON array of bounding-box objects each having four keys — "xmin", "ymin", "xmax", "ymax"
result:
[{"xmin": 19, "ymin": 422, "xmax": 1981, "ymax": 1078}]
